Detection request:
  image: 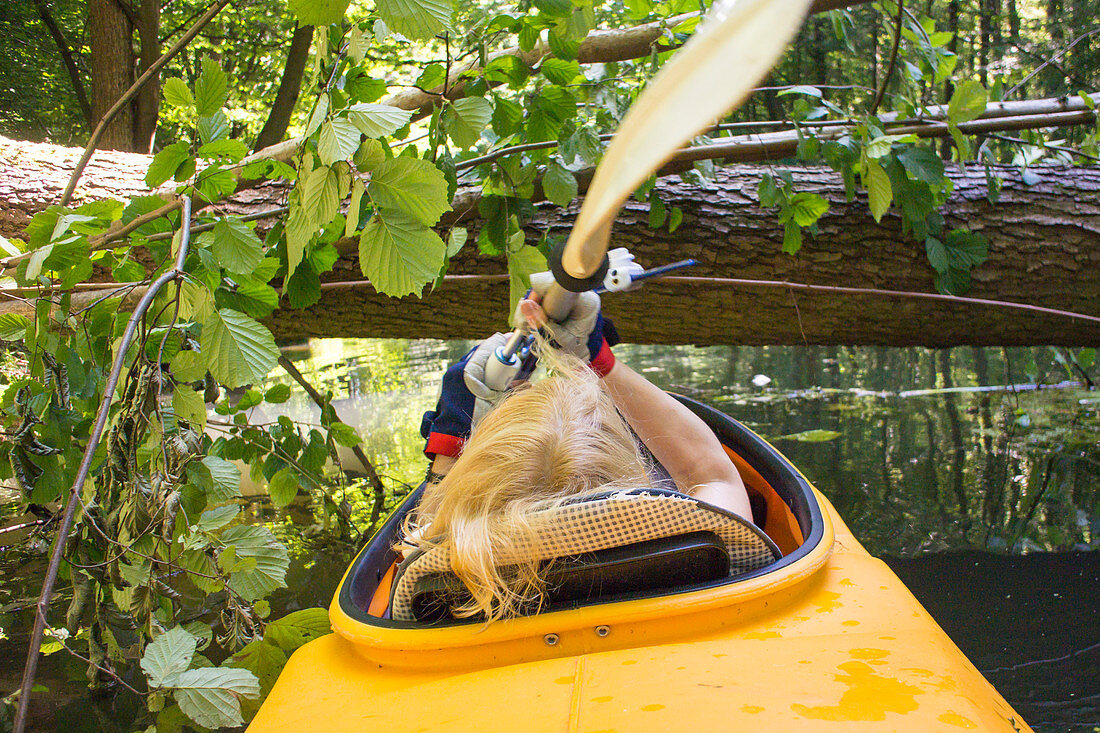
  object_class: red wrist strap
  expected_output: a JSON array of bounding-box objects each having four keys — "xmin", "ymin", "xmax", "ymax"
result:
[
  {"xmin": 424, "ymin": 432, "xmax": 465, "ymax": 458},
  {"xmin": 589, "ymin": 338, "xmax": 616, "ymax": 378}
]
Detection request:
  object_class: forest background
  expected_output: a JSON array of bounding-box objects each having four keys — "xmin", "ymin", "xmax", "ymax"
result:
[{"xmin": 0, "ymin": 0, "xmax": 1097, "ymax": 729}]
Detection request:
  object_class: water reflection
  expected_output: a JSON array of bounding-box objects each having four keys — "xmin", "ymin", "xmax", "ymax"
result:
[{"xmin": 279, "ymin": 339, "xmax": 1099, "ymax": 558}]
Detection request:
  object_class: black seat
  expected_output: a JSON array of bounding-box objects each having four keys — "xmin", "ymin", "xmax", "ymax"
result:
[{"xmin": 409, "ymin": 531, "xmax": 730, "ymax": 623}]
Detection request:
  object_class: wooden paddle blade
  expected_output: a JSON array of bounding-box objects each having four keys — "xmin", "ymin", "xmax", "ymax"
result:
[{"xmin": 563, "ymin": 0, "xmax": 815, "ymax": 278}]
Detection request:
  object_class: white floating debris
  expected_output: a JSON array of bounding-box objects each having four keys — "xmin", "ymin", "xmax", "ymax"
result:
[{"xmin": 751, "ymin": 374, "xmax": 772, "ymax": 387}]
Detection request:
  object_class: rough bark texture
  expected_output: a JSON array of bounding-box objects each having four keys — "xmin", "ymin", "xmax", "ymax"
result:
[
  {"xmin": 1, "ymin": 135, "xmax": 1097, "ymax": 346},
  {"xmin": 269, "ymin": 165, "xmax": 1100, "ymax": 347},
  {"xmin": 133, "ymin": 0, "xmax": 161, "ymax": 154},
  {"xmin": 88, "ymin": 0, "xmax": 134, "ymax": 151}
]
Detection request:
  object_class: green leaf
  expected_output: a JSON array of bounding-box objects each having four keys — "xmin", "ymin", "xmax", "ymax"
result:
[
  {"xmin": 925, "ymin": 236, "xmax": 949, "ymax": 272},
  {"xmin": 305, "ymin": 94, "xmax": 330, "ymax": 138},
  {"xmin": 229, "ymin": 640, "xmax": 287, "ymax": 698},
  {"xmin": 782, "ymin": 220, "xmax": 803, "ymax": 254},
  {"xmin": 221, "ymin": 525, "xmax": 290, "ymax": 601},
  {"xmin": 197, "ymin": 111, "xmax": 230, "ymax": 144},
  {"xmin": 162, "ymin": 78, "xmax": 194, "ymax": 110},
  {"xmin": 444, "ymin": 97, "xmax": 493, "ymax": 149},
  {"xmin": 491, "ymin": 97, "xmax": 524, "ymax": 138},
  {"xmin": 788, "ymin": 193, "xmax": 829, "ymax": 227},
  {"xmin": 367, "ymin": 158, "xmax": 451, "ymax": 226},
  {"xmin": 201, "ymin": 455, "xmax": 242, "ymax": 503},
  {"xmin": 173, "ymin": 667, "xmax": 260, "ymax": 729},
  {"xmin": 947, "ymin": 80, "xmax": 988, "ymax": 125},
  {"xmin": 172, "ymin": 388, "xmax": 207, "ymax": 430},
  {"xmin": 898, "ymin": 147, "xmax": 945, "ymax": 185},
  {"xmin": 540, "ymin": 58, "xmax": 580, "ymax": 85},
  {"xmin": 0, "ymin": 313, "xmax": 29, "ymax": 341},
  {"xmin": 170, "ymin": 350, "xmax": 206, "ymax": 383},
  {"xmin": 197, "ymin": 139, "xmax": 248, "ymax": 162},
  {"xmin": 534, "ymin": 0, "xmax": 571, "ymax": 16},
  {"xmin": 211, "ymin": 218, "xmax": 264, "ymax": 274},
  {"xmin": 777, "ymin": 429, "xmax": 842, "ymax": 442},
  {"xmin": 864, "ymin": 159, "xmax": 892, "ymax": 222},
  {"xmin": 195, "ymin": 58, "xmax": 227, "ymax": 117},
  {"xmin": 201, "ymin": 309, "xmax": 279, "ymax": 388},
  {"xmin": 301, "ymin": 165, "xmax": 341, "ymax": 227},
  {"xmin": 264, "ymin": 383, "xmax": 292, "ymax": 403},
  {"xmin": 266, "ymin": 467, "xmax": 300, "ymax": 508},
  {"xmin": 934, "ymin": 266, "xmax": 971, "ymax": 295},
  {"xmin": 354, "ymin": 139, "xmax": 386, "ymax": 172},
  {"xmin": 196, "ymin": 505, "xmax": 239, "ymax": 532},
  {"xmin": 287, "ymin": 0, "xmax": 351, "ymax": 25},
  {"xmin": 447, "ymin": 227, "xmax": 467, "ymax": 257},
  {"xmin": 943, "ymin": 229, "xmax": 989, "ymax": 268},
  {"xmin": 542, "ymin": 161, "xmax": 577, "ymax": 207},
  {"xmin": 374, "ymin": 0, "xmax": 452, "ymax": 39},
  {"xmin": 415, "ymin": 63, "xmax": 446, "ymax": 90},
  {"xmin": 507, "ymin": 245, "xmax": 547, "ymax": 314},
  {"xmin": 345, "ymin": 178, "xmax": 365, "ymax": 237},
  {"xmin": 285, "ymin": 261, "xmax": 322, "ymax": 308},
  {"xmin": 648, "ymin": 193, "xmax": 666, "ymax": 229},
  {"xmin": 328, "ymin": 422, "xmax": 361, "ymax": 447},
  {"xmin": 194, "ymin": 164, "xmax": 236, "ymax": 200},
  {"xmin": 146, "ymin": 142, "xmax": 192, "ymax": 188},
  {"xmin": 348, "ymin": 103, "xmax": 412, "ymax": 139},
  {"xmin": 264, "ymin": 609, "xmax": 330, "ymax": 652},
  {"xmin": 358, "ymin": 211, "xmax": 447, "ymax": 297},
  {"xmin": 141, "ymin": 627, "xmax": 197, "ymax": 688},
  {"xmin": 668, "ymin": 207, "xmax": 683, "ymax": 233},
  {"xmin": 318, "ymin": 119, "xmax": 361, "ymax": 166},
  {"xmin": 217, "ymin": 279, "xmax": 280, "ymax": 319}
]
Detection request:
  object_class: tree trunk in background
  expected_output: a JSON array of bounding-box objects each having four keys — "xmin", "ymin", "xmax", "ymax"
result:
[
  {"xmin": 254, "ymin": 24, "xmax": 314, "ymax": 152},
  {"xmin": 944, "ymin": 0, "xmax": 959, "ymax": 157},
  {"xmin": 1044, "ymin": 0, "xmax": 1064, "ymax": 92},
  {"xmin": 2, "ymin": 137, "xmax": 1099, "ymax": 347},
  {"xmin": 979, "ymin": 0, "xmax": 990, "ymax": 85},
  {"xmin": 133, "ymin": 0, "xmax": 161, "ymax": 154},
  {"xmin": 32, "ymin": 0, "xmax": 94, "ymax": 130},
  {"xmin": 88, "ymin": 0, "xmax": 135, "ymax": 151},
  {"xmin": 1006, "ymin": 0, "xmax": 1019, "ymax": 43}
]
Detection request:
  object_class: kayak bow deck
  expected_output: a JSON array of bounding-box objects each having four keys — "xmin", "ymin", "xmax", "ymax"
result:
[{"xmin": 249, "ymin": 397, "xmax": 1032, "ymax": 732}]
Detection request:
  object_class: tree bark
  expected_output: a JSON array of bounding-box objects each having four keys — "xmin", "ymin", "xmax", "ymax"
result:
[
  {"xmin": 259, "ymin": 164, "xmax": 1100, "ymax": 347},
  {"xmin": 253, "ymin": 24, "xmax": 314, "ymax": 153},
  {"xmin": 1, "ymin": 139, "xmax": 1098, "ymax": 347},
  {"xmin": 133, "ymin": 0, "xmax": 161, "ymax": 154},
  {"xmin": 88, "ymin": 0, "xmax": 135, "ymax": 151},
  {"xmin": 32, "ymin": 0, "xmax": 93, "ymax": 130}
]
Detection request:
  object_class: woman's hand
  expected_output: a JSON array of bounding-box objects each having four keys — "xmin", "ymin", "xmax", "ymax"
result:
[{"xmin": 516, "ymin": 272, "xmax": 617, "ymax": 375}]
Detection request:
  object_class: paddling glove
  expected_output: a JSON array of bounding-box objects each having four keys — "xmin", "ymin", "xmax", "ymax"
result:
[
  {"xmin": 521, "ymin": 272, "xmax": 620, "ymax": 377},
  {"xmin": 421, "ymin": 334, "xmax": 511, "ymax": 459}
]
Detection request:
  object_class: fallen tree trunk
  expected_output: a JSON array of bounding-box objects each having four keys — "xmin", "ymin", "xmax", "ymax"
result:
[
  {"xmin": 280, "ymin": 164, "xmax": 1100, "ymax": 347},
  {"xmin": 1, "ymin": 135, "xmax": 1098, "ymax": 346}
]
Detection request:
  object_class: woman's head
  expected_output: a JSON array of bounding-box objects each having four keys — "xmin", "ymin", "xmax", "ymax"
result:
[{"xmin": 400, "ymin": 348, "xmax": 650, "ymax": 622}]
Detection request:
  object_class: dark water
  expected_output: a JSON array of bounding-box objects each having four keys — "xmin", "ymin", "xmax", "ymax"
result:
[{"xmin": 2, "ymin": 340, "xmax": 1097, "ymax": 731}]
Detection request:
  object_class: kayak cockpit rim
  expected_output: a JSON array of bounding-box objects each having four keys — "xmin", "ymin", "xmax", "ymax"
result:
[{"xmin": 332, "ymin": 396, "xmax": 831, "ymax": 633}]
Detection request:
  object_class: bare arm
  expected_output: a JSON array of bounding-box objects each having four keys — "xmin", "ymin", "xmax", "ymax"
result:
[{"xmin": 600, "ymin": 360, "xmax": 753, "ymax": 520}]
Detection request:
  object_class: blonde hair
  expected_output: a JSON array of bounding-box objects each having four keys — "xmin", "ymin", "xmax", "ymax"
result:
[{"xmin": 399, "ymin": 348, "xmax": 651, "ymax": 622}]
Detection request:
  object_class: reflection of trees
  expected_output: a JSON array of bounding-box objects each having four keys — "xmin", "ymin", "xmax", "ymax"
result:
[
  {"xmin": 292, "ymin": 340, "xmax": 1096, "ymax": 556},
  {"xmin": 937, "ymin": 350, "xmax": 972, "ymax": 536}
]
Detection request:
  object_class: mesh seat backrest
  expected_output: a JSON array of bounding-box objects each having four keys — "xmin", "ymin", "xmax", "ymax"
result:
[{"xmin": 390, "ymin": 488, "xmax": 781, "ymax": 622}]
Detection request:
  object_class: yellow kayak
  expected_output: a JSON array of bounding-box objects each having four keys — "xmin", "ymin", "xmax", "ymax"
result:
[{"xmin": 249, "ymin": 396, "xmax": 1032, "ymax": 732}]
